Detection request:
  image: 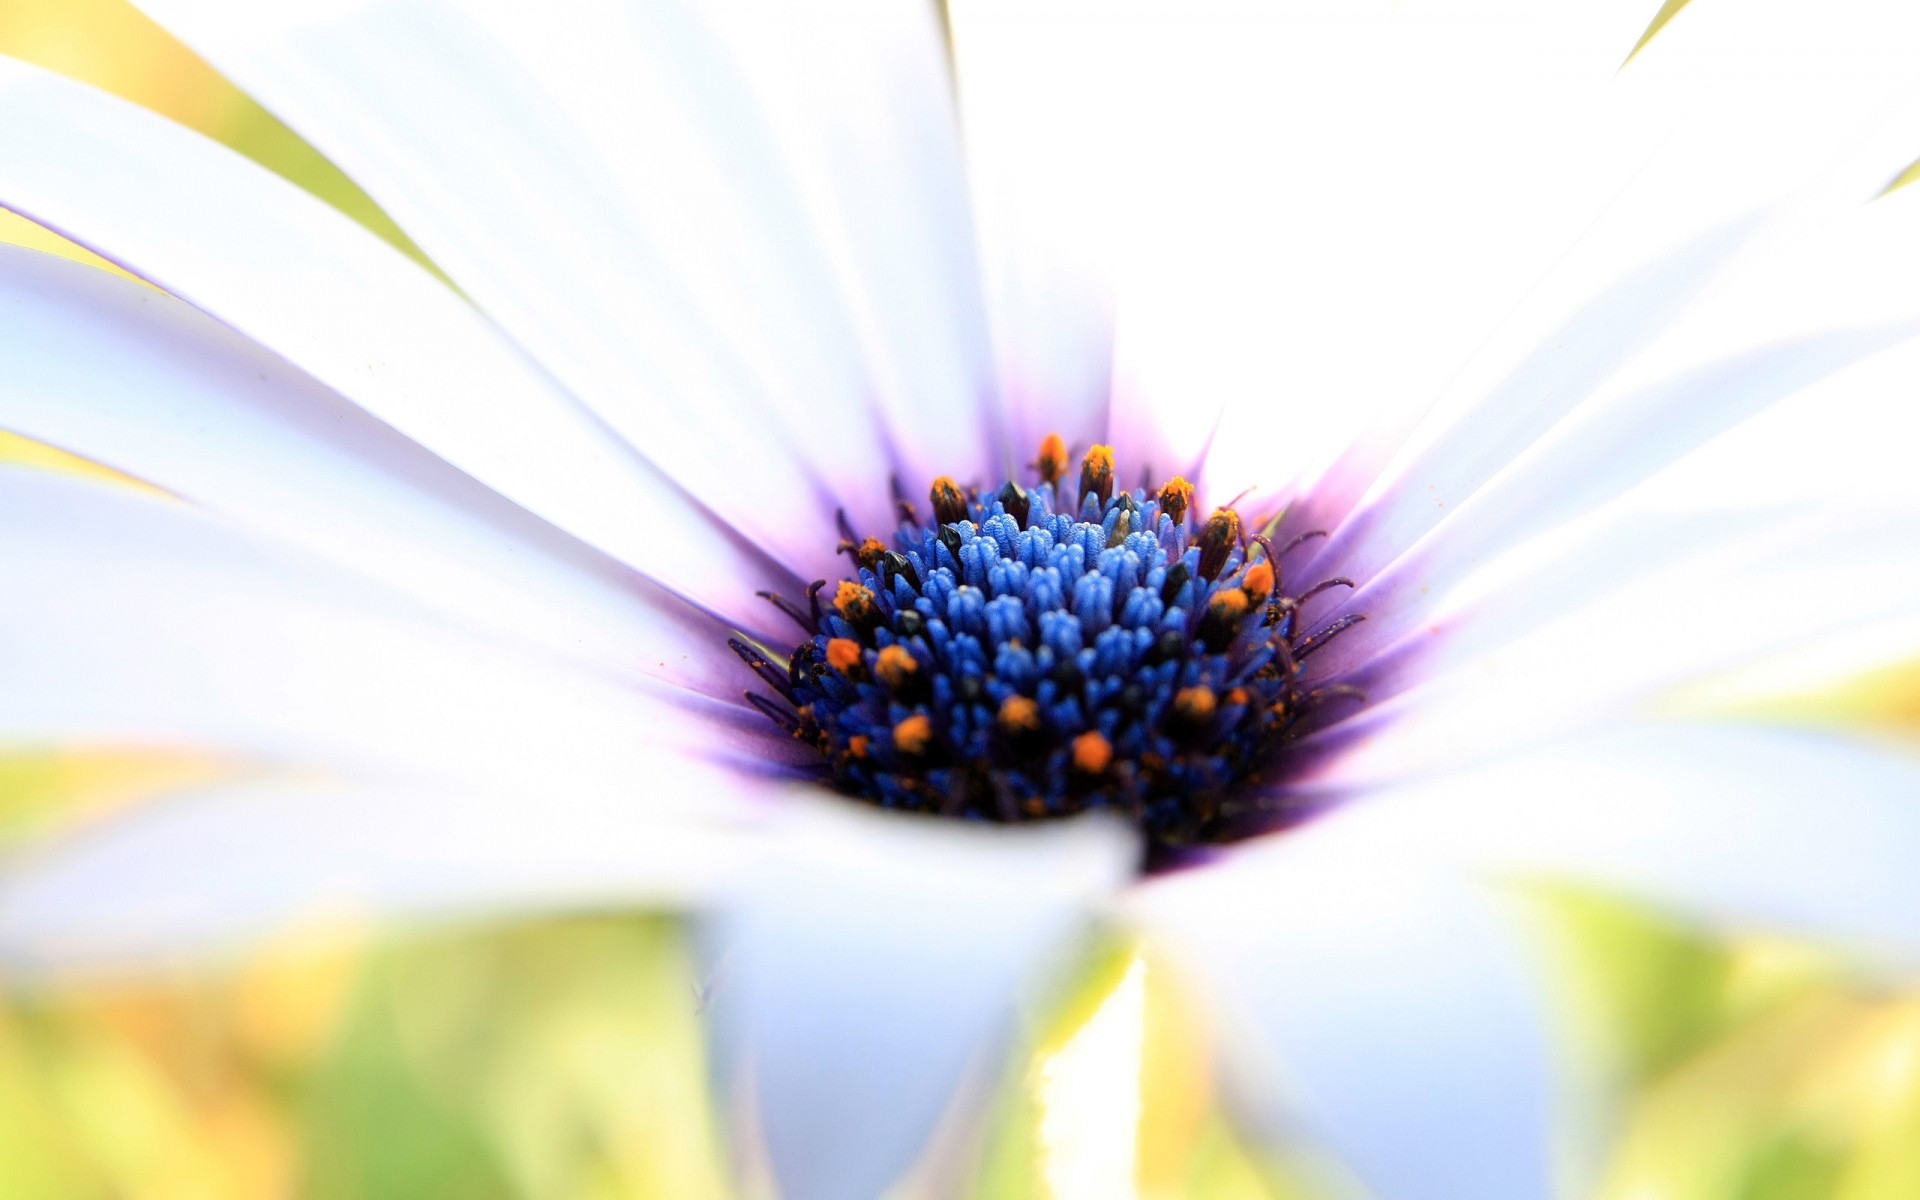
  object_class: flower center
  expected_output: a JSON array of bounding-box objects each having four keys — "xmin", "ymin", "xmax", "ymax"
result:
[{"xmin": 735, "ymin": 435, "xmax": 1365, "ymax": 860}]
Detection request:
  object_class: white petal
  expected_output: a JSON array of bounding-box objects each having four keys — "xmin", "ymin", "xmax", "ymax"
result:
[
  {"xmin": 943, "ymin": 1, "xmax": 1122, "ymax": 457},
  {"xmin": 1088, "ymin": 0, "xmax": 1666, "ymax": 498},
  {"xmin": 1315, "ymin": 325, "xmax": 1917, "ymax": 673},
  {"xmin": 0, "ymin": 55, "xmax": 789, "ymax": 616},
  {"xmin": 1235, "ymin": 0, "xmax": 1920, "ymax": 547},
  {"xmin": 1131, "ymin": 825, "xmax": 1556, "ymax": 1198},
  {"xmin": 703, "ymin": 802, "xmax": 1133, "ymax": 1200},
  {"xmin": 0, "ymin": 772, "xmax": 758, "ymax": 976},
  {"xmin": 0, "ymin": 244, "xmax": 764, "ymax": 690},
  {"xmin": 1306, "ymin": 504, "xmax": 1920, "ymax": 789},
  {"xmin": 1296, "ymin": 723, "xmax": 1920, "ymax": 962},
  {"xmin": 132, "ymin": 0, "xmax": 1000, "ymax": 554},
  {"xmin": 1301, "ymin": 219, "xmax": 1756, "ymax": 594},
  {"xmin": 0, "ymin": 468, "xmax": 791, "ymax": 803}
]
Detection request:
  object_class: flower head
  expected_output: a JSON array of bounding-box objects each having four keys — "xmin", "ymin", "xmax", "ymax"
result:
[{"xmin": 5, "ymin": 1, "xmax": 1920, "ymax": 1196}]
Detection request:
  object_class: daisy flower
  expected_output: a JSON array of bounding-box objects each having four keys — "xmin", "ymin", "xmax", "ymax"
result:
[{"xmin": 4, "ymin": 0, "xmax": 1920, "ymax": 1195}]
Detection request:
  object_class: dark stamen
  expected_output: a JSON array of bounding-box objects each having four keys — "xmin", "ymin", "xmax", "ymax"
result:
[
  {"xmin": 1294, "ymin": 612, "xmax": 1366, "ymax": 660},
  {"xmin": 734, "ymin": 434, "xmax": 1372, "ymax": 858}
]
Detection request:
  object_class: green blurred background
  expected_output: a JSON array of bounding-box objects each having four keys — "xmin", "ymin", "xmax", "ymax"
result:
[{"xmin": 5, "ymin": 2, "xmax": 1920, "ymax": 1196}]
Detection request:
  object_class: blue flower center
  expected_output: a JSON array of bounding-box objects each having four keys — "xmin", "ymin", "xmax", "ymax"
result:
[{"xmin": 735, "ymin": 437, "xmax": 1365, "ymax": 859}]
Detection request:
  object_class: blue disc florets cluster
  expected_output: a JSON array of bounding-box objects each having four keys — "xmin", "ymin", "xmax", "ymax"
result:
[{"xmin": 735, "ymin": 437, "xmax": 1363, "ymax": 856}]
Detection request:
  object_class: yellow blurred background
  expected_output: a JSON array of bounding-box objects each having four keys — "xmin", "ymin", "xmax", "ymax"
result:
[{"xmin": 4, "ymin": 2, "xmax": 1920, "ymax": 1197}]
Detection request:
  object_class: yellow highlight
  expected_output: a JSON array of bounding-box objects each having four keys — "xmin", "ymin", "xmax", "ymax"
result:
[
  {"xmin": 0, "ymin": 209, "xmax": 148, "ymax": 285},
  {"xmin": 1622, "ymin": 0, "xmax": 1697, "ymax": 67},
  {"xmin": 0, "ymin": 429, "xmax": 167, "ymax": 496},
  {"xmin": 0, "ymin": 745, "xmax": 239, "ymax": 848},
  {"xmin": 1882, "ymin": 157, "xmax": 1920, "ymax": 200},
  {"xmin": 0, "ymin": 0, "xmax": 435, "ymax": 272},
  {"xmin": 1038, "ymin": 957, "xmax": 1146, "ymax": 1200}
]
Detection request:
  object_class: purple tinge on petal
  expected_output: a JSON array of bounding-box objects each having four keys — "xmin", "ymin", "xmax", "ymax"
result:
[
  {"xmin": 1297, "ymin": 326, "xmax": 1917, "ymax": 683},
  {"xmin": 1289, "ymin": 217, "xmax": 1758, "ymax": 591},
  {"xmin": 0, "ymin": 245, "xmax": 793, "ymax": 705},
  {"xmin": 0, "ymin": 56, "xmax": 824, "ymax": 638}
]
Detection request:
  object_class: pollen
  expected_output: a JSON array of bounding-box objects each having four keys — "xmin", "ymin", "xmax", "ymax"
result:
[
  {"xmin": 1196, "ymin": 508, "xmax": 1241, "ymax": 581},
  {"xmin": 893, "ymin": 713, "xmax": 933, "ymax": 756},
  {"xmin": 1207, "ymin": 589, "xmax": 1251, "ymax": 622},
  {"xmin": 1173, "ymin": 685, "xmax": 1218, "ymax": 724},
  {"xmin": 833, "ymin": 581, "xmax": 879, "ymax": 629},
  {"xmin": 1241, "ymin": 560, "xmax": 1275, "ymax": 599},
  {"xmin": 930, "ymin": 475, "xmax": 969, "ymax": 526},
  {"xmin": 1072, "ymin": 731, "xmax": 1113, "ymax": 774},
  {"xmin": 1036, "ymin": 432, "xmax": 1070, "ymax": 487},
  {"xmin": 826, "ymin": 637, "xmax": 864, "ymax": 674},
  {"xmin": 1157, "ymin": 477, "xmax": 1194, "ymax": 527},
  {"xmin": 1078, "ymin": 444, "xmax": 1115, "ymax": 508},
  {"xmin": 999, "ymin": 694, "xmax": 1043, "ymax": 735},
  {"xmin": 740, "ymin": 436, "xmax": 1367, "ymax": 859},
  {"xmin": 875, "ymin": 644, "xmax": 918, "ymax": 689}
]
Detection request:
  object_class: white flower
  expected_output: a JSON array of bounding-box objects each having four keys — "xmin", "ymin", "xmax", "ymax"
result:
[{"xmin": 4, "ymin": 1, "xmax": 1920, "ymax": 1196}]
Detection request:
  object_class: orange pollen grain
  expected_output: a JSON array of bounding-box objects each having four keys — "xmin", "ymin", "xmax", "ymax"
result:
[
  {"xmin": 929, "ymin": 475, "xmax": 969, "ymax": 526},
  {"xmin": 1079, "ymin": 444, "xmax": 1115, "ymax": 503},
  {"xmin": 1197, "ymin": 507, "xmax": 1242, "ymax": 580},
  {"xmin": 1207, "ymin": 589, "xmax": 1251, "ymax": 621},
  {"xmin": 1241, "ymin": 560, "xmax": 1275, "ymax": 599},
  {"xmin": 853, "ymin": 537, "xmax": 887, "ymax": 569},
  {"xmin": 825, "ymin": 638, "xmax": 864, "ymax": 673},
  {"xmin": 998, "ymin": 695, "xmax": 1042, "ymax": 734},
  {"xmin": 834, "ymin": 581, "xmax": 876, "ymax": 620},
  {"xmin": 1157, "ymin": 477, "xmax": 1194, "ymax": 525},
  {"xmin": 848, "ymin": 734, "xmax": 871, "ymax": 758},
  {"xmin": 1036, "ymin": 432, "xmax": 1070, "ymax": 485},
  {"xmin": 893, "ymin": 713, "xmax": 933, "ymax": 756},
  {"xmin": 1071, "ymin": 731, "xmax": 1113, "ymax": 774},
  {"xmin": 1227, "ymin": 687, "xmax": 1250, "ymax": 707},
  {"xmin": 876, "ymin": 645, "xmax": 918, "ymax": 689},
  {"xmin": 1174, "ymin": 685, "xmax": 1218, "ymax": 722}
]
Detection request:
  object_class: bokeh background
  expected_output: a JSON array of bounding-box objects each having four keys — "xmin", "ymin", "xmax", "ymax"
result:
[{"xmin": 4, "ymin": 2, "xmax": 1920, "ymax": 1196}]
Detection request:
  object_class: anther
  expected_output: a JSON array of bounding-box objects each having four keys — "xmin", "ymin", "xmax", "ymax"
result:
[
  {"xmin": 930, "ymin": 475, "xmax": 969, "ymax": 526},
  {"xmin": 1241, "ymin": 560, "xmax": 1275, "ymax": 600},
  {"xmin": 1157, "ymin": 477, "xmax": 1194, "ymax": 528},
  {"xmin": 998, "ymin": 480, "xmax": 1030, "ymax": 528},
  {"xmin": 881, "ymin": 550, "xmax": 920, "ymax": 591},
  {"xmin": 893, "ymin": 713, "xmax": 933, "ymax": 756},
  {"xmin": 998, "ymin": 694, "xmax": 1043, "ymax": 736},
  {"xmin": 1072, "ymin": 731, "xmax": 1113, "ymax": 774},
  {"xmin": 833, "ymin": 581, "xmax": 881, "ymax": 633},
  {"xmin": 825, "ymin": 637, "xmax": 864, "ymax": 675},
  {"xmin": 1079, "ymin": 444, "xmax": 1115, "ymax": 508},
  {"xmin": 1036, "ymin": 433, "xmax": 1070, "ymax": 487},
  {"xmin": 1172, "ymin": 685, "xmax": 1218, "ymax": 728},
  {"xmin": 1199, "ymin": 589, "xmax": 1251, "ymax": 651},
  {"xmin": 875, "ymin": 645, "xmax": 918, "ymax": 691},
  {"xmin": 1159, "ymin": 561, "xmax": 1191, "ymax": 607},
  {"xmin": 1196, "ymin": 508, "xmax": 1242, "ymax": 581},
  {"xmin": 839, "ymin": 537, "xmax": 887, "ymax": 570}
]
